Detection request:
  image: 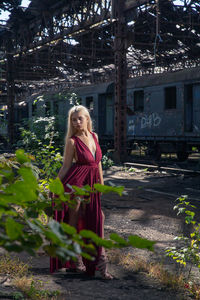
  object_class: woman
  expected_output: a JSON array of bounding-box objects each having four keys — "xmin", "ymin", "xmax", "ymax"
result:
[{"xmin": 50, "ymin": 105, "xmax": 113, "ymax": 279}]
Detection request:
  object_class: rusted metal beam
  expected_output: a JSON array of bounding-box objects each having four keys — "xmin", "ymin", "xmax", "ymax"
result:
[
  {"xmin": 6, "ymin": 36, "xmax": 15, "ymax": 148},
  {"xmin": 8, "ymin": 0, "xmax": 148, "ymax": 55},
  {"xmin": 113, "ymin": 0, "xmax": 127, "ymax": 162},
  {"xmin": 11, "ymin": 1, "xmax": 112, "ymax": 53},
  {"xmin": 124, "ymin": 0, "xmax": 149, "ymax": 11}
]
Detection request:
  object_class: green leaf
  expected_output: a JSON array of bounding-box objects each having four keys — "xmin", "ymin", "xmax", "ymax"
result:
[
  {"xmin": 79, "ymin": 230, "xmax": 102, "ymax": 244},
  {"xmin": 55, "ymin": 247, "xmax": 76, "ymax": 262},
  {"xmin": 26, "ymin": 220, "xmax": 43, "ymax": 233},
  {"xmin": 18, "ymin": 167, "xmax": 37, "ymax": 189},
  {"xmin": 128, "ymin": 235, "xmax": 155, "ymax": 251},
  {"xmin": 185, "ymin": 216, "xmax": 193, "ymax": 224},
  {"xmin": 16, "ymin": 149, "xmax": 30, "ymax": 164},
  {"xmin": 73, "ymin": 242, "xmax": 82, "ymax": 255},
  {"xmin": 61, "ymin": 223, "xmax": 77, "ymax": 235},
  {"xmin": 49, "ymin": 178, "xmax": 64, "ymax": 195},
  {"xmin": 99, "ymin": 239, "xmax": 115, "ymax": 248},
  {"xmin": 83, "ymin": 185, "xmax": 92, "ymax": 192},
  {"xmin": 81, "ymin": 252, "xmax": 93, "ymax": 260},
  {"xmin": 44, "ymin": 230, "xmax": 62, "ymax": 244},
  {"xmin": 72, "ymin": 185, "xmax": 90, "ymax": 196},
  {"xmin": 0, "ymin": 168, "xmax": 14, "ymax": 181},
  {"xmin": 79, "ymin": 230, "xmax": 114, "ymax": 248},
  {"xmin": 185, "ymin": 210, "xmax": 195, "ymax": 218},
  {"xmin": 47, "ymin": 220, "xmax": 69, "ymax": 243},
  {"xmin": 110, "ymin": 233, "xmax": 128, "ymax": 246},
  {"xmin": 94, "ymin": 183, "xmax": 124, "ymax": 196},
  {"xmin": 5, "ymin": 181, "xmax": 37, "ymax": 203},
  {"xmin": 5, "ymin": 218, "xmax": 24, "ymax": 240},
  {"xmin": 22, "ymin": 234, "xmax": 43, "ymax": 250},
  {"xmin": 43, "ymin": 245, "xmax": 57, "ymax": 257}
]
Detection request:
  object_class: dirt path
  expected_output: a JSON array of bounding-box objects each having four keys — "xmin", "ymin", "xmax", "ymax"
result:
[{"xmin": 1, "ymin": 165, "xmax": 200, "ymax": 299}]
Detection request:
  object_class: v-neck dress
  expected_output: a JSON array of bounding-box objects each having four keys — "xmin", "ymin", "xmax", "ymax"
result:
[{"xmin": 50, "ymin": 132, "xmax": 103, "ymax": 275}]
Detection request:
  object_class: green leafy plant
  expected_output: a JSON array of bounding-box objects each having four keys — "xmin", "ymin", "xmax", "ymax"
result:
[
  {"xmin": 13, "ymin": 276, "xmax": 60, "ymax": 300},
  {"xmin": 68, "ymin": 92, "xmax": 81, "ymax": 106},
  {"xmin": 13, "ymin": 292, "xmax": 25, "ymax": 300},
  {"xmin": 166, "ymin": 195, "xmax": 200, "ymax": 277},
  {"xmin": 128, "ymin": 167, "xmax": 135, "ymax": 173},
  {"xmin": 102, "ymin": 154, "xmax": 114, "ymax": 169},
  {"xmin": 17, "ymin": 113, "xmax": 63, "ymax": 184},
  {"xmin": 24, "ymin": 280, "xmax": 60, "ymax": 300},
  {"xmin": 0, "ymin": 149, "xmax": 155, "ymax": 264}
]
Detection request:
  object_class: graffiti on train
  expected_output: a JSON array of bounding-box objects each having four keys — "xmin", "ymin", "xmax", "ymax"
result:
[
  {"xmin": 128, "ymin": 119, "xmax": 135, "ymax": 134},
  {"xmin": 141, "ymin": 113, "xmax": 161, "ymax": 129}
]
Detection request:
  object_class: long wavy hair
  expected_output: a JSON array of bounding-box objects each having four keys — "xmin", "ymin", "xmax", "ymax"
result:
[{"xmin": 65, "ymin": 105, "xmax": 93, "ymax": 142}]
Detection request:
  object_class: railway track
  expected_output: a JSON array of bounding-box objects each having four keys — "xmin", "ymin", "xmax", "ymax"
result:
[{"xmin": 124, "ymin": 161, "xmax": 200, "ymax": 176}]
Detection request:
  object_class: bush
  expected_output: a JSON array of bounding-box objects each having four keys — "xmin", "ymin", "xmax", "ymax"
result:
[{"xmin": 0, "ymin": 150, "xmax": 155, "ymax": 262}]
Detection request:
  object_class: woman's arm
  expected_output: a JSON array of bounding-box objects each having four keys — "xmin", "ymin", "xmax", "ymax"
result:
[
  {"xmin": 94, "ymin": 132, "xmax": 104, "ymax": 185},
  {"xmin": 57, "ymin": 138, "xmax": 75, "ymax": 181},
  {"xmin": 98, "ymin": 161, "xmax": 104, "ymax": 185}
]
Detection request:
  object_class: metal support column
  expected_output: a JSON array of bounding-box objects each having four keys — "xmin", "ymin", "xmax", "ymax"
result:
[
  {"xmin": 6, "ymin": 36, "xmax": 15, "ymax": 148},
  {"xmin": 113, "ymin": 0, "xmax": 127, "ymax": 162}
]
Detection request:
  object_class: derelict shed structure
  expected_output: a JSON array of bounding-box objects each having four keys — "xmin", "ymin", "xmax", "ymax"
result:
[{"xmin": 0, "ymin": 0, "xmax": 200, "ymax": 160}]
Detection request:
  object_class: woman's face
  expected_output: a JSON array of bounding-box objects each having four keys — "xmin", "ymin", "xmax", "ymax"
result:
[{"xmin": 71, "ymin": 111, "xmax": 88, "ymax": 131}]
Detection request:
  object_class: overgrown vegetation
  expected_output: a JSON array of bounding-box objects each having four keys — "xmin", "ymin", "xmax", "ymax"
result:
[
  {"xmin": 166, "ymin": 196, "xmax": 200, "ymax": 274},
  {"xmin": 0, "ymin": 254, "xmax": 60, "ymax": 300},
  {"xmin": 102, "ymin": 153, "xmax": 114, "ymax": 169},
  {"xmin": 0, "ymin": 150, "xmax": 155, "ymax": 261},
  {"xmin": 0, "ymin": 149, "xmax": 156, "ymax": 298},
  {"xmin": 13, "ymin": 278, "xmax": 60, "ymax": 300},
  {"xmin": 0, "ymin": 102, "xmax": 156, "ymax": 298},
  {"xmin": 16, "ymin": 98, "xmax": 63, "ymax": 180},
  {"xmin": 165, "ymin": 195, "xmax": 200, "ymax": 299}
]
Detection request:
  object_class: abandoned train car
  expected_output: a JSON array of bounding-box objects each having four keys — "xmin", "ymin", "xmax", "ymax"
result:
[
  {"xmin": 0, "ymin": 67, "xmax": 200, "ymax": 160},
  {"xmin": 76, "ymin": 67, "xmax": 200, "ymax": 160}
]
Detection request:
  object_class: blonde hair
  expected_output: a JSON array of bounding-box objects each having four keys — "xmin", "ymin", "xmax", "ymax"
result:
[{"xmin": 65, "ymin": 105, "xmax": 93, "ymax": 142}]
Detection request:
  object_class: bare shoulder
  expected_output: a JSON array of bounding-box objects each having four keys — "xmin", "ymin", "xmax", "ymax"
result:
[
  {"xmin": 69, "ymin": 137, "xmax": 75, "ymax": 145},
  {"xmin": 93, "ymin": 132, "xmax": 99, "ymax": 141},
  {"xmin": 65, "ymin": 137, "xmax": 75, "ymax": 149}
]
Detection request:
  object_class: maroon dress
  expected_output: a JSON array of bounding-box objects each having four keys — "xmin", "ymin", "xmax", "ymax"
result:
[{"xmin": 50, "ymin": 132, "xmax": 103, "ymax": 275}]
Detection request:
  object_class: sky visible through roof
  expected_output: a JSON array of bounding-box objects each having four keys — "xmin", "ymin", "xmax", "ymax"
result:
[
  {"xmin": 0, "ymin": 0, "xmax": 183, "ymax": 21},
  {"xmin": 0, "ymin": 0, "xmax": 31, "ymax": 20}
]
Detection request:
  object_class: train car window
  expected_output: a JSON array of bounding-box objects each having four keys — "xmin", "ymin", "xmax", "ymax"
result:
[
  {"xmin": 127, "ymin": 93, "xmax": 134, "ymax": 115},
  {"xmin": 134, "ymin": 90, "xmax": 144, "ymax": 112},
  {"xmin": 86, "ymin": 97, "xmax": 93, "ymax": 112},
  {"xmin": 165, "ymin": 86, "xmax": 176, "ymax": 109}
]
